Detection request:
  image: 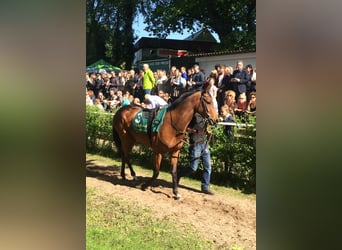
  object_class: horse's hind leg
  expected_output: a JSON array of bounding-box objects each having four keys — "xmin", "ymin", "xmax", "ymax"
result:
[
  {"xmin": 122, "ymin": 138, "xmax": 136, "ymax": 180},
  {"xmin": 141, "ymin": 152, "xmax": 162, "ymax": 190}
]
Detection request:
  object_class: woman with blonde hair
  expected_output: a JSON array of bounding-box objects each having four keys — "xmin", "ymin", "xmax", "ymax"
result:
[
  {"xmin": 226, "ymin": 66, "xmax": 234, "ymax": 75},
  {"xmin": 224, "ymin": 90, "xmax": 237, "ymax": 110},
  {"xmin": 220, "ymin": 104, "xmax": 235, "ymax": 138},
  {"xmin": 209, "ymin": 69, "xmax": 218, "ymax": 79}
]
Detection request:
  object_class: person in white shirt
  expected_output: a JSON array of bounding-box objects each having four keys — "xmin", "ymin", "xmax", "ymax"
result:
[
  {"xmin": 144, "ymin": 94, "xmax": 168, "ymax": 109},
  {"xmin": 86, "ymin": 89, "xmax": 95, "ymax": 105},
  {"xmin": 208, "ymin": 77, "xmax": 218, "ymax": 114},
  {"xmin": 94, "ymin": 98, "xmax": 105, "ymax": 111}
]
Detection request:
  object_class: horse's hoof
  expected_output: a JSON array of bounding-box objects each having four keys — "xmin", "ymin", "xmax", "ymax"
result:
[
  {"xmin": 141, "ymin": 183, "xmax": 147, "ymax": 191},
  {"xmin": 173, "ymin": 193, "xmax": 182, "ymax": 200}
]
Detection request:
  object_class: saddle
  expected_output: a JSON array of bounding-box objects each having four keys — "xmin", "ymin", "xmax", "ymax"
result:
[{"xmin": 132, "ymin": 107, "xmax": 167, "ymax": 134}]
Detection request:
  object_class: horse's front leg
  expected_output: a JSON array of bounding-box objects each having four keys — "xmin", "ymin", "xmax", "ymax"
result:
[
  {"xmin": 120, "ymin": 161, "xmax": 126, "ymax": 180},
  {"xmin": 127, "ymin": 160, "xmax": 137, "ymax": 181},
  {"xmin": 141, "ymin": 152, "xmax": 162, "ymax": 190},
  {"xmin": 170, "ymin": 150, "xmax": 181, "ymax": 200}
]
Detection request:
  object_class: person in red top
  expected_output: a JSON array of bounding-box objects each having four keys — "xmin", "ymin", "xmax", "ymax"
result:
[{"xmin": 235, "ymin": 92, "xmax": 248, "ymax": 119}]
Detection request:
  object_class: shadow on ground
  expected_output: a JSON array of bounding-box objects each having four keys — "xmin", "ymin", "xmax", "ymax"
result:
[{"xmin": 86, "ymin": 159, "xmax": 202, "ymax": 198}]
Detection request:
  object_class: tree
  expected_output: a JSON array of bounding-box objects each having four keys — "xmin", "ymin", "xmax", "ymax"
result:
[
  {"xmin": 86, "ymin": 0, "xmax": 138, "ymax": 68},
  {"xmin": 111, "ymin": 0, "xmax": 138, "ymax": 69},
  {"xmin": 86, "ymin": 0, "xmax": 255, "ymax": 69},
  {"xmin": 86, "ymin": 0, "xmax": 110, "ymax": 64},
  {"xmin": 138, "ymin": 0, "xmax": 256, "ymax": 50}
]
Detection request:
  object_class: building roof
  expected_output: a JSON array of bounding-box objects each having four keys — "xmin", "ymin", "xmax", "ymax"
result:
[
  {"xmin": 134, "ymin": 37, "xmax": 218, "ymax": 53},
  {"xmin": 184, "ymin": 29, "xmax": 218, "ymax": 43},
  {"xmin": 188, "ymin": 48, "xmax": 256, "ymax": 57}
]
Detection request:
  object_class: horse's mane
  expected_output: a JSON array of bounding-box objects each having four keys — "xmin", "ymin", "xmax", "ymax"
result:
[{"xmin": 167, "ymin": 90, "xmax": 201, "ymax": 111}]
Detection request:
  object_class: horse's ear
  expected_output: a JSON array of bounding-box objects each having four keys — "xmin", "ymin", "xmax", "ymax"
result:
[{"xmin": 202, "ymin": 81, "xmax": 210, "ymax": 93}]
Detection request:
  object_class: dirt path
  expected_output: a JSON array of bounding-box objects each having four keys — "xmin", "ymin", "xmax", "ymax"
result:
[{"xmin": 86, "ymin": 157, "xmax": 256, "ymax": 250}]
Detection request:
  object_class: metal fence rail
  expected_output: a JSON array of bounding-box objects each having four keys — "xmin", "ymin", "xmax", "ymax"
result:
[{"xmin": 88, "ymin": 111, "xmax": 256, "ymax": 128}]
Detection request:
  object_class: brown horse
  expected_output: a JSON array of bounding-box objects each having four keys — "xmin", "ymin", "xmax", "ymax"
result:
[{"xmin": 112, "ymin": 83, "xmax": 218, "ymax": 199}]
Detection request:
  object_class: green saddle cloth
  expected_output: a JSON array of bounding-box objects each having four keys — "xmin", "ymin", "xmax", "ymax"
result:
[{"xmin": 132, "ymin": 107, "xmax": 167, "ymax": 133}]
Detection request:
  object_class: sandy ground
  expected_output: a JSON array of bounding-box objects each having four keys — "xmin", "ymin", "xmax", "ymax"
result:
[{"xmin": 86, "ymin": 156, "xmax": 256, "ymax": 249}]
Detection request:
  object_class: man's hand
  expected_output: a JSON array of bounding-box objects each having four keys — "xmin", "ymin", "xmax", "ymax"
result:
[{"xmin": 187, "ymin": 128, "xmax": 197, "ymax": 133}]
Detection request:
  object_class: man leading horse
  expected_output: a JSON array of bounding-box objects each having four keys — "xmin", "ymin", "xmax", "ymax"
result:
[{"xmin": 112, "ymin": 80, "xmax": 218, "ymax": 199}]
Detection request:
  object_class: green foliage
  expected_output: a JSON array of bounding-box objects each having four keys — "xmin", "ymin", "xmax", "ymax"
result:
[
  {"xmin": 86, "ymin": 0, "xmax": 137, "ymax": 68},
  {"xmin": 87, "ymin": 187, "xmax": 214, "ymax": 249},
  {"xmin": 86, "ymin": 107, "xmax": 256, "ymax": 192},
  {"xmin": 86, "ymin": 105, "xmax": 116, "ymax": 156},
  {"xmin": 139, "ymin": 0, "xmax": 256, "ymax": 50},
  {"xmin": 210, "ymin": 115, "xmax": 256, "ymax": 193},
  {"xmin": 87, "ymin": 0, "xmax": 256, "ymax": 67}
]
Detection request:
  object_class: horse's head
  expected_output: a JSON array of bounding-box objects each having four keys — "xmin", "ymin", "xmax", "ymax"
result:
[{"xmin": 198, "ymin": 82, "xmax": 219, "ymax": 125}]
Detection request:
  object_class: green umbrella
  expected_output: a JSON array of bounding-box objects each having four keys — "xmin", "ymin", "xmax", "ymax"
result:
[{"xmin": 86, "ymin": 59, "xmax": 121, "ymax": 72}]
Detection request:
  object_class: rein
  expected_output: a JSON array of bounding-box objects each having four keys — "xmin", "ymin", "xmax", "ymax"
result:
[
  {"xmin": 200, "ymin": 94, "xmax": 215, "ymax": 125},
  {"xmin": 169, "ymin": 95, "xmax": 207, "ymax": 135},
  {"xmin": 167, "ymin": 92, "xmax": 216, "ymax": 146},
  {"xmin": 169, "ymin": 110, "xmax": 186, "ymax": 135},
  {"xmin": 154, "ymin": 109, "xmax": 187, "ymax": 149}
]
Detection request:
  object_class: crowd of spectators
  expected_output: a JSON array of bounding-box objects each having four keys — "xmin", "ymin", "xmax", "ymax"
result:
[{"xmin": 86, "ymin": 60, "xmax": 256, "ymax": 123}]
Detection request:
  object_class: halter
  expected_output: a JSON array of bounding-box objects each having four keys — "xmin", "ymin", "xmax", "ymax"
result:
[
  {"xmin": 169, "ymin": 92, "xmax": 216, "ymax": 137},
  {"xmin": 200, "ymin": 94, "xmax": 217, "ymax": 125}
]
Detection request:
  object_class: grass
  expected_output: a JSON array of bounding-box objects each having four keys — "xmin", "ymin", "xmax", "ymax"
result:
[
  {"xmin": 86, "ymin": 187, "xmax": 214, "ymax": 250},
  {"xmin": 86, "ymin": 153, "xmax": 255, "ymax": 201},
  {"xmin": 86, "ymin": 153, "xmax": 252, "ymax": 250}
]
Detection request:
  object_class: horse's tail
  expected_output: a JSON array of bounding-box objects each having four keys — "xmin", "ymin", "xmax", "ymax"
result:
[{"xmin": 112, "ymin": 126, "xmax": 122, "ymax": 158}]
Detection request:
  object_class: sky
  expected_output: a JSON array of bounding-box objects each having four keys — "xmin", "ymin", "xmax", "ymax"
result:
[{"xmin": 133, "ymin": 14, "xmax": 220, "ymax": 42}]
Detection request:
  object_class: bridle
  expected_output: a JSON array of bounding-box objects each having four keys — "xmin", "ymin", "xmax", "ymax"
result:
[
  {"xmin": 199, "ymin": 93, "xmax": 217, "ymax": 126},
  {"xmin": 169, "ymin": 91, "xmax": 217, "ymax": 136}
]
